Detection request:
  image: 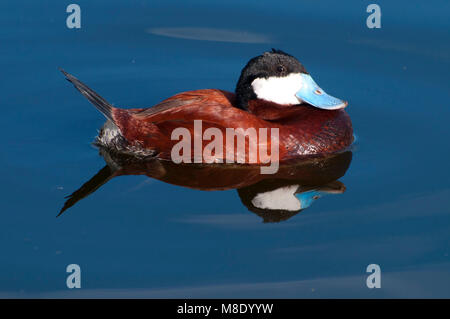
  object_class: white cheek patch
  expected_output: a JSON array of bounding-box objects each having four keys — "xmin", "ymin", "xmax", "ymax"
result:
[
  {"xmin": 251, "ymin": 185, "xmax": 301, "ymax": 211},
  {"xmin": 251, "ymin": 73, "xmax": 303, "ymax": 105}
]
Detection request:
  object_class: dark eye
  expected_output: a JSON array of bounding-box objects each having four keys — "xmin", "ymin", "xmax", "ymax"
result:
[{"xmin": 277, "ymin": 65, "xmax": 286, "ymax": 73}]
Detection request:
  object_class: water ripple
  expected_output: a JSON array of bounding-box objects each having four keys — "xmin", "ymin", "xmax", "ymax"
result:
[{"xmin": 147, "ymin": 27, "xmax": 271, "ymax": 43}]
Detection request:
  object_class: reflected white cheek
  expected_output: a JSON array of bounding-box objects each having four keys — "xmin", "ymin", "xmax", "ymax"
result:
[
  {"xmin": 251, "ymin": 73, "xmax": 303, "ymax": 105},
  {"xmin": 251, "ymin": 185, "xmax": 301, "ymax": 211}
]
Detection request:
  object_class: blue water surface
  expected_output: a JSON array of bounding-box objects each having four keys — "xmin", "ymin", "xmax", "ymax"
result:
[{"xmin": 0, "ymin": 0, "xmax": 449, "ymax": 298}]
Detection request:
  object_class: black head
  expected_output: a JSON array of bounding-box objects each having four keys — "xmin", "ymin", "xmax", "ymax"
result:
[
  {"xmin": 235, "ymin": 49, "xmax": 308, "ymax": 109},
  {"xmin": 234, "ymin": 49, "xmax": 347, "ymax": 111}
]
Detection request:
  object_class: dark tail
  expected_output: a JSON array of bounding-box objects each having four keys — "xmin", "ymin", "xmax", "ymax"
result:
[
  {"xmin": 57, "ymin": 165, "xmax": 115, "ymax": 217},
  {"xmin": 59, "ymin": 68, "xmax": 114, "ymax": 122}
]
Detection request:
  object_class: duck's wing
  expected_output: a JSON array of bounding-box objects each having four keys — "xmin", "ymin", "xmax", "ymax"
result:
[
  {"xmin": 135, "ymin": 93, "xmax": 204, "ymax": 118},
  {"xmin": 112, "ymin": 90, "xmax": 272, "ymax": 161},
  {"xmin": 112, "ymin": 89, "xmax": 238, "ymax": 143},
  {"xmin": 132, "ymin": 89, "xmax": 235, "ymax": 120},
  {"xmin": 113, "ymin": 89, "xmax": 238, "ymax": 142}
]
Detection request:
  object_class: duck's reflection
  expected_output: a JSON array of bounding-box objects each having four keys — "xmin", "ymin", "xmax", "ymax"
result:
[
  {"xmin": 59, "ymin": 149, "xmax": 352, "ymax": 222},
  {"xmin": 238, "ymin": 180, "xmax": 346, "ymax": 223}
]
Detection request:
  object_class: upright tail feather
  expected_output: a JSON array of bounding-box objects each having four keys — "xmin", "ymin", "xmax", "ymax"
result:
[{"xmin": 60, "ymin": 68, "xmax": 114, "ymax": 122}]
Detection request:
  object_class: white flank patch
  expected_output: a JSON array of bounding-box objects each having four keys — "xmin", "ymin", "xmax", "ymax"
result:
[
  {"xmin": 251, "ymin": 73, "xmax": 303, "ymax": 105},
  {"xmin": 98, "ymin": 120, "xmax": 121, "ymax": 145},
  {"xmin": 251, "ymin": 185, "xmax": 301, "ymax": 211}
]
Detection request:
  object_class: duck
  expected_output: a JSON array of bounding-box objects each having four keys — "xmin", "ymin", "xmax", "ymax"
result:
[{"xmin": 60, "ymin": 49, "xmax": 353, "ymax": 164}]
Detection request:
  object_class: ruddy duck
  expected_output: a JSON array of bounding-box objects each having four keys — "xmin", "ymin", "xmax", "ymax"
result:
[{"xmin": 61, "ymin": 49, "xmax": 353, "ymax": 163}]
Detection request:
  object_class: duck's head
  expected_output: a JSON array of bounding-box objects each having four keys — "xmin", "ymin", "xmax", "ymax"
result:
[{"xmin": 235, "ymin": 49, "xmax": 347, "ymax": 110}]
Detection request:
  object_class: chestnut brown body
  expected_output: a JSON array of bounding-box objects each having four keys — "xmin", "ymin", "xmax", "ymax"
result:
[{"xmin": 110, "ymin": 89, "xmax": 353, "ymax": 162}]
